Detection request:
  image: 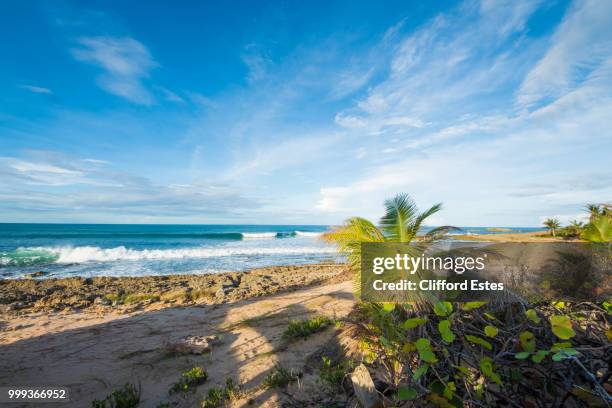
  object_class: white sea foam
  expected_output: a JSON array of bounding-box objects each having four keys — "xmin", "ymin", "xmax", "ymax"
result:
[
  {"xmin": 295, "ymin": 231, "xmax": 323, "ymax": 237},
  {"xmin": 241, "ymin": 232, "xmax": 278, "ymax": 239},
  {"xmin": 22, "ymin": 245, "xmax": 336, "ymax": 264}
]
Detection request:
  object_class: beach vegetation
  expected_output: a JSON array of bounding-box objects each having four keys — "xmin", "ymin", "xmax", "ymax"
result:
[
  {"xmin": 325, "ymin": 193, "xmax": 611, "ymax": 406},
  {"xmin": 543, "ymin": 217, "xmax": 561, "ymax": 236},
  {"xmin": 91, "ymin": 383, "xmax": 140, "ymax": 408},
  {"xmin": 169, "ymin": 366, "xmax": 207, "ymax": 394},
  {"xmin": 201, "ymin": 378, "xmax": 239, "ymax": 408},
  {"xmin": 581, "ymin": 213, "xmax": 612, "ymax": 243},
  {"xmin": 322, "ymin": 193, "xmax": 457, "ymax": 298},
  {"xmin": 263, "ymin": 365, "xmax": 299, "ymax": 388},
  {"xmin": 586, "ymin": 203, "xmax": 610, "ymax": 222},
  {"xmin": 283, "ymin": 315, "xmax": 332, "ymax": 340},
  {"xmin": 318, "ymin": 356, "xmax": 353, "ymax": 389}
]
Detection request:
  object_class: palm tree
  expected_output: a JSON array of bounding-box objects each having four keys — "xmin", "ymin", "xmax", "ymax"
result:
[
  {"xmin": 569, "ymin": 220, "xmax": 584, "ymax": 229},
  {"xmin": 581, "ymin": 215, "xmax": 611, "ymax": 243},
  {"xmin": 322, "ymin": 193, "xmax": 457, "ymax": 296},
  {"xmin": 543, "ymin": 218, "xmax": 561, "ymax": 237},
  {"xmin": 586, "ymin": 204, "xmax": 603, "ymax": 222}
]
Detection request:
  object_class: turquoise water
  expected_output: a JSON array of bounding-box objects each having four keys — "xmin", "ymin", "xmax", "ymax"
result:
[{"xmin": 0, "ymin": 224, "xmax": 543, "ymax": 278}]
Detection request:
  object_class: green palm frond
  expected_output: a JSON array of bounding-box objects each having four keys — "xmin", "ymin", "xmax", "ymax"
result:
[
  {"xmin": 380, "ymin": 193, "xmax": 418, "ymax": 242},
  {"xmin": 323, "ymin": 193, "xmax": 457, "ymax": 301},
  {"xmin": 322, "ymin": 217, "xmax": 385, "ymax": 295},
  {"xmin": 581, "ymin": 216, "xmax": 612, "ymax": 243},
  {"xmin": 423, "ymin": 225, "xmax": 462, "ymax": 241}
]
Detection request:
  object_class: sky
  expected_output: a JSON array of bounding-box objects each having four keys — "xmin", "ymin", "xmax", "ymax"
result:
[{"xmin": 0, "ymin": 0, "xmax": 611, "ymax": 227}]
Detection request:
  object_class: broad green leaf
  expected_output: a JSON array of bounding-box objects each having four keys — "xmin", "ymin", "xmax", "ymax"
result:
[
  {"xmin": 397, "ymin": 387, "xmax": 418, "ymax": 400},
  {"xmin": 402, "ymin": 342, "xmax": 416, "ymax": 353},
  {"xmin": 434, "ymin": 301, "xmax": 453, "ymax": 317},
  {"xmin": 415, "ymin": 338, "xmax": 431, "ymax": 351},
  {"xmin": 413, "ymin": 364, "xmax": 429, "ymax": 380},
  {"xmin": 443, "ymin": 382, "xmax": 456, "ymax": 399},
  {"xmin": 531, "ymin": 350, "xmax": 548, "ymax": 363},
  {"xmin": 438, "ymin": 319, "xmax": 456, "ymax": 343},
  {"xmin": 552, "ymin": 348, "xmax": 578, "ymax": 361},
  {"xmin": 419, "ymin": 350, "xmax": 438, "ymax": 363},
  {"xmin": 403, "ymin": 317, "xmax": 427, "ymax": 329},
  {"xmin": 381, "ymin": 303, "xmax": 396, "ymax": 313},
  {"xmin": 484, "ymin": 325, "xmax": 498, "ymax": 338},
  {"xmin": 465, "ymin": 335, "xmax": 492, "ymax": 350},
  {"xmin": 479, "ymin": 357, "xmax": 501, "ymax": 385},
  {"xmin": 416, "ymin": 338, "xmax": 438, "ymax": 363},
  {"xmin": 551, "ymin": 342, "xmax": 572, "ymax": 352},
  {"xmin": 519, "ymin": 331, "xmax": 536, "ymax": 352},
  {"xmin": 514, "ymin": 351, "xmax": 530, "ymax": 360},
  {"xmin": 552, "ymin": 301, "xmax": 566, "ymax": 310},
  {"xmin": 602, "ymin": 300, "xmax": 612, "ymax": 314},
  {"xmin": 461, "ymin": 301, "xmax": 488, "ymax": 311},
  {"xmin": 550, "ymin": 315, "xmax": 576, "ymax": 340},
  {"xmin": 525, "ymin": 309, "xmax": 541, "ymax": 324}
]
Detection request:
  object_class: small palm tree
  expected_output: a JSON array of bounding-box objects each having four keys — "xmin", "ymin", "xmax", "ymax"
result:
[
  {"xmin": 569, "ymin": 220, "xmax": 584, "ymax": 229},
  {"xmin": 543, "ymin": 218, "xmax": 561, "ymax": 237},
  {"xmin": 323, "ymin": 193, "xmax": 457, "ymax": 296},
  {"xmin": 586, "ymin": 204, "xmax": 603, "ymax": 222},
  {"xmin": 565, "ymin": 220, "xmax": 584, "ymax": 238}
]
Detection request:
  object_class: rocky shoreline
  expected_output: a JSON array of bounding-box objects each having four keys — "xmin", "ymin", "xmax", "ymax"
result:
[{"xmin": 0, "ymin": 263, "xmax": 349, "ymax": 315}]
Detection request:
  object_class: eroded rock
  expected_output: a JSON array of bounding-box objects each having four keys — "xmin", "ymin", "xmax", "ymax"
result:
[
  {"xmin": 351, "ymin": 364, "xmax": 383, "ymax": 408},
  {"xmin": 166, "ymin": 335, "xmax": 221, "ymax": 355}
]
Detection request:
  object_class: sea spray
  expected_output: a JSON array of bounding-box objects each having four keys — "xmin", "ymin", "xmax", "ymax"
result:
[{"xmin": 0, "ymin": 245, "xmax": 337, "ymax": 266}]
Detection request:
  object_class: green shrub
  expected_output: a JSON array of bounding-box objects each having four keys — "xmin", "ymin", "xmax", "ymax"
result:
[
  {"xmin": 283, "ymin": 316, "xmax": 332, "ymax": 340},
  {"xmin": 263, "ymin": 365, "xmax": 298, "ymax": 388},
  {"xmin": 201, "ymin": 378, "xmax": 239, "ymax": 408},
  {"xmin": 202, "ymin": 388, "xmax": 224, "ymax": 408},
  {"xmin": 319, "ymin": 356, "xmax": 352, "ymax": 389},
  {"xmin": 169, "ymin": 366, "xmax": 207, "ymax": 394},
  {"xmin": 92, "ymin": 383, "xmax": 140, "ymax": 408}
]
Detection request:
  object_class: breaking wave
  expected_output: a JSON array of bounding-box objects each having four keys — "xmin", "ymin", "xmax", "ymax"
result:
[{"xmin": 0, "ymin": 245, "xmax": 336, "ymax": 267}]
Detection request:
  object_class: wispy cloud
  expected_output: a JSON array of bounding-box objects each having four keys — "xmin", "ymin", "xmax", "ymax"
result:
[
  {"xmin": 0, "ymin": 152, "xmax": 259, "ymax": 222},
  {"xmin": 156, "ymin": 86, "xmax": 185, "ymax": 103},
  {"xmin": 20, "ymin": 85, "xmax": 53, "ymax": 94},
  {"xmin": 314, "ymin": 0, "xmax": 612, "ymax": 226},
  {"xmin": 517, "ymin": 0, "xmax": 612, "ymax": 109},
  {"xmin": 241, "ymin": 43, "xmax": 273, "ymax": 83},
  {"xmin": 71, "ymin": 36, "xmax": 158, "ymax": 105}
]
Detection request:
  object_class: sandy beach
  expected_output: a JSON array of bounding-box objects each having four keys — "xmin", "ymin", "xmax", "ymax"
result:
[
  {"xmin": 0, "ymin": 264, "xmax": 358, "ymax": 407},
  {"xmin": 453, "ymin": 231, "xmax": 578, "ymax": 242}
]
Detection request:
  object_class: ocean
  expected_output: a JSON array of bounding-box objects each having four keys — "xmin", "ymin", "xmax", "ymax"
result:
[{"xmin": 0, "ymin": 224, "xmax": 543, "ymax": 279}]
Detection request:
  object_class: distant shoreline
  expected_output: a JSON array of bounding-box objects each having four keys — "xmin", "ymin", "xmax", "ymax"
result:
[{"xmin": 452, "ymin": 230, "xmax": 581, "ymax": 242}]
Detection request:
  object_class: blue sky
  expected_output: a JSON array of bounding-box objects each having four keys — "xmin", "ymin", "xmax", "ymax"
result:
[{"xmin": 0, "ymin": 0, "xmax": 610, "ymax": 226}]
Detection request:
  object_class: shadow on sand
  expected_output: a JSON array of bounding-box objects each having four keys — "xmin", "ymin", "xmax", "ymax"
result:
[{"xmin": 0, "ymin": 282, "xmax": 355, "ymax": 407}]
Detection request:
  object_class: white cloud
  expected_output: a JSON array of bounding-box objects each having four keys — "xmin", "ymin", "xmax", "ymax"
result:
[
  {"xmin": 315, "ymin": 0, "xmax": 612, "ymax": 226},
  {"xmin": 242, "ymin": 44, "xmax": 272, "ymax": 83},
  {"xmin": 2, "ymin": 158, "xmax": 86, "ymax": 186},
  {"xmin": 0, "ymin": 153, "xmax": 259, "ymax": 221},
  {"xmin": 72, "ymin": 36, "xmax": 157, "ymax": 105},
  {"xmin": 333, "ymin": 0, "xmax": 539, "ymax": 147},
  {"xmin": 156, "ymin": 86, "xmax": 185, "ymax": 103},
  {"xmin": 224, "ymin": 133, "xmax": 339, "ymax": 180},
  {"xmin": 20, "ymin": 85, "xmax": 53, "ymax": 94},
  {"xmin": 517, "ymin": 0, "xmax": 612, "ymax": 109}
]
